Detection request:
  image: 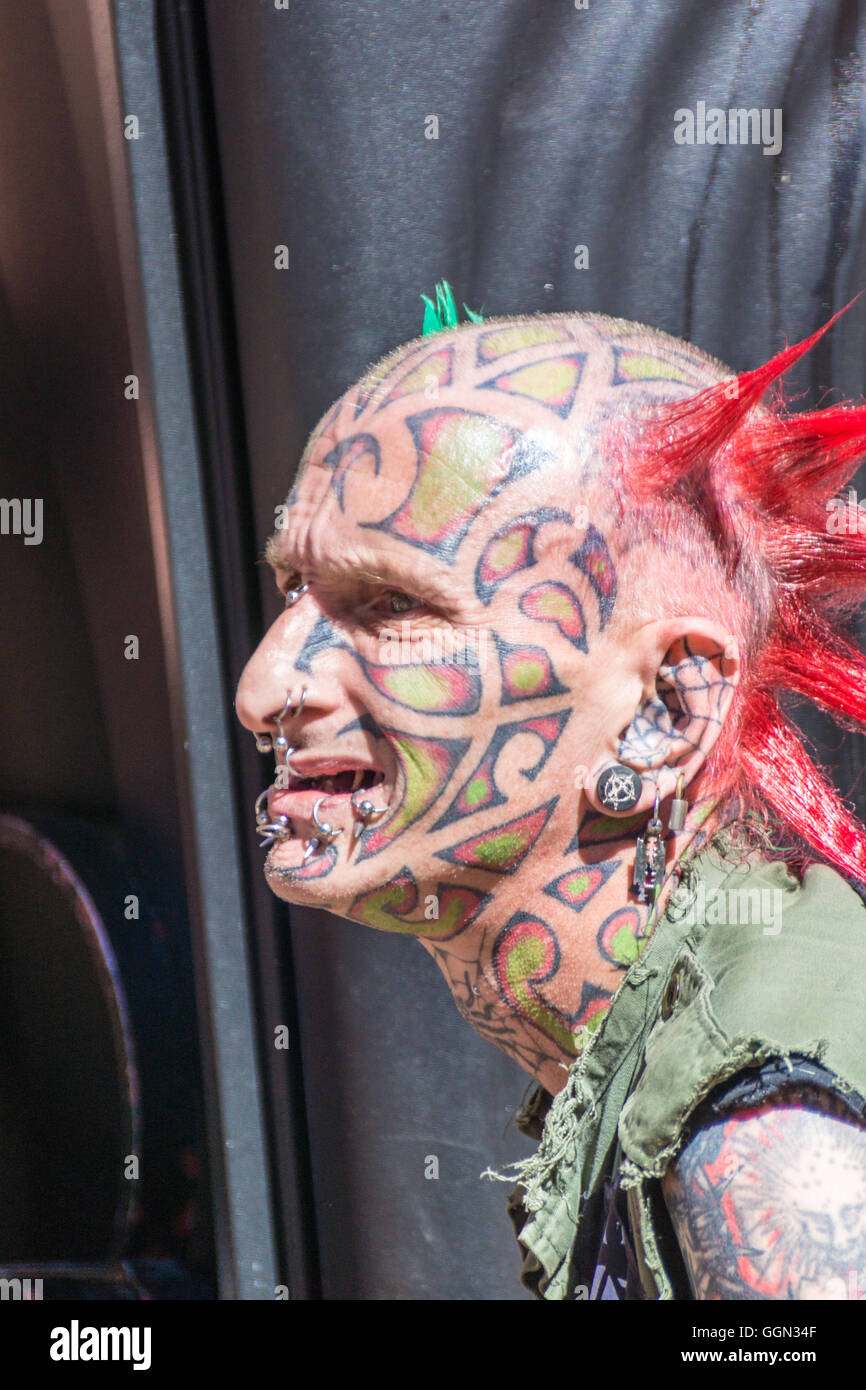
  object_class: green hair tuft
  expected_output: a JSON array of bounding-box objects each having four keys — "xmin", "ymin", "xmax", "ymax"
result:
[{"xmin": 420, "ymin": 280, "xmax": 484, "ymax": 336}]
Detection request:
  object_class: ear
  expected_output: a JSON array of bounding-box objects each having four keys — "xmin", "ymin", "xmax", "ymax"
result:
[{"xmin": 586, "ymin": 617, "xmax": 740, "ymax": 813}]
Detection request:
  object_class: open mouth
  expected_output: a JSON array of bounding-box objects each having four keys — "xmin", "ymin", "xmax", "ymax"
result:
[
  {"xmin": 285, "ymin": 768, "xmax": 385, "ymax": 797},
  {"xmin": 262, "ymin": 761, "xmax": 391, "ymax": 854}
]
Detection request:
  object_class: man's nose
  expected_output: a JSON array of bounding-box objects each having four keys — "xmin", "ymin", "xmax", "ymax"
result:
[{"xmin": 234, "ymin": 609, "xmax": 341, "ymax": 735}]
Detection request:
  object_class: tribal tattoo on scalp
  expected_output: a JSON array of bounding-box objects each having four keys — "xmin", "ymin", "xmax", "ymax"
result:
[{"xmin": 237, "ymin": 314, "xmax": 740, "ymax": 1093}]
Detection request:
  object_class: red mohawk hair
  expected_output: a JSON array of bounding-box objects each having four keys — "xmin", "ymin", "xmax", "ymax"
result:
[{"xmin": 621, "ymin": 303, "xmax": 866, "ymax": 886}]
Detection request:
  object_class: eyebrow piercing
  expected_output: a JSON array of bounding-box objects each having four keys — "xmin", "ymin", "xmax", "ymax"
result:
[{"xmin": 350, "ymin": 786, "xmax": 390, "ymax": 839}]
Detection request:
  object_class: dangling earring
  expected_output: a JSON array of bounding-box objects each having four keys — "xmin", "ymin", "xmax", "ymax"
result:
[
  {"xmin": 350, "ymin": 786, "xmax": 390, "ymax": 839},
  {"xmin": 596, "ymin": 763, "xmax": 642, "ymax": 813},
  {"xmin": 632, "ymin": 784, "xmax": 663, "ymax": 904},
  {"xmin": 667, "ymin": 773, "xmax": 687, "ymax": 832}
]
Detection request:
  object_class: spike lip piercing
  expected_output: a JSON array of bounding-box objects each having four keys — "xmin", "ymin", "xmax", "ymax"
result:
[
  {"xmin": 255, "ymin": 788, "xmax": 292, "ymax": 850},
  {"xmin": 301, "ymin": 794, "xmax": 344, "ymax": 863},
  {"xmin": 350, "ymin": 786, "xmax": 390, "ymax": 839}
]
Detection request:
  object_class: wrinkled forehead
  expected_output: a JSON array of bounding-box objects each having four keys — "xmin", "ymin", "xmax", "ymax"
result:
[{"xmin": 284, "ymin": 316, "xmax": 729, "ymax": 561}]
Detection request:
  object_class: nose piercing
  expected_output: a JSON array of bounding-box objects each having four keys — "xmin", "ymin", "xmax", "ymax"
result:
[
  {"xmin": 252, "ymin": 687, "xmax": 307, "ymax": 758},
  {"xmin": 250, "ymin": 686, "xmax": 308, "ymax": 844},
  {"xmin": 273, "ymin": 687, "xmax": 306, "ymax": 769},
  {"xmin": 350, "ymin": 786, "xmax": 390, "ymax": 839}
]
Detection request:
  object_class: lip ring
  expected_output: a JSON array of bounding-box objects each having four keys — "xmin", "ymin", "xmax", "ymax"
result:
[
  {"xmin": 350, "ymin": 786, "xmax": 390, "ymax": 839},
  {"xmin": 311, "ymin": 796, "xmax": 342, "ymax": 842}
]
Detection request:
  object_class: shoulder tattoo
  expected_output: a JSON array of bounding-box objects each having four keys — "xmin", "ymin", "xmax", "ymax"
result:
[{"xmin": 661, "ymin": 1083, "xmax": 866, "ymax": 1300}]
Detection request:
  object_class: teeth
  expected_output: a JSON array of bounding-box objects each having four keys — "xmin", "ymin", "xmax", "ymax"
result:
[{"xmin": 292, "ymin": 769, "xmax": 376, "ymax": 793}]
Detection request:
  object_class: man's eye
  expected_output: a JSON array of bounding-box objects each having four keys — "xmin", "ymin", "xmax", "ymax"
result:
[{"xmin": 385, "ymin": 590, "xmax": 422, "ymax": 614}]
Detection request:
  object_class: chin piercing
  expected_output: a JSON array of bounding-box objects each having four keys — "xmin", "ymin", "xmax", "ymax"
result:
[{"xmin": 350, "ymin": 787, "xmax": 390, "ymax": 839}]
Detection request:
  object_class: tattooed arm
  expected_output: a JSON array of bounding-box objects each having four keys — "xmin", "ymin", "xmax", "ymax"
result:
[{"xmin": 661, "ymin": 1084, "xmax": 866, "ymax": 1300}]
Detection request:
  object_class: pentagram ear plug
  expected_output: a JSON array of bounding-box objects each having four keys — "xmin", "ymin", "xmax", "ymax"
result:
[{"xmin": 596, "ymin": 763, "xmax": 643, "ymax": 813}]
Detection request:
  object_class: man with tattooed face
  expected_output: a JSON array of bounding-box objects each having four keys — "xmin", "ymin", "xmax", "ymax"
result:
[{"xmin": 236, "ymin": 303, "xmax": 866, "ymax": 1300}]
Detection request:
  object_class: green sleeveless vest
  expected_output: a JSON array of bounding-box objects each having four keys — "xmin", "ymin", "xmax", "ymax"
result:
[{"xmin": 502, "ymin": 837, "xmax": 866, "ymax": 1300}]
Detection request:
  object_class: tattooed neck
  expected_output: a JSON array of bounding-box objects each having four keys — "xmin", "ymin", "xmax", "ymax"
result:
[{"xmin": 417, "ymin": 798, "xmax": 718, "ymax": 1096}]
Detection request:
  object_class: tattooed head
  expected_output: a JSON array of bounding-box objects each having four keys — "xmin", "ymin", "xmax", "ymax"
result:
[{"xmin": 236, "ymin": 311, "xmax": 866, "ymax": 1085}]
